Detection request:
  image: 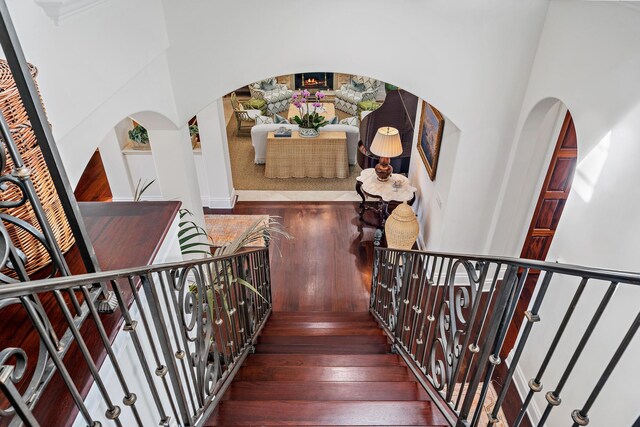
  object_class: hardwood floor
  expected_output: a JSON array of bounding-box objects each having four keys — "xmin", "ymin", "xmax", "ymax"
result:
[
  {"xmin": 205, "ymin": 202, "xmax": 378, "ymax": 312},
  {"xmin": 206, "ymin": 312, "xmax": 448, "ymax": 426}
]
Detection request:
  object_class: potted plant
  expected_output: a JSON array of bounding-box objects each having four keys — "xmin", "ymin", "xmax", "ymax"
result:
[
  {"xmin": 189, "ymin": 124, "xmax": 199, "ymax": 149},
  {"xmin": 290, "ymin": 90, "xmax": 329, "ymax": 138},
  {"xmin": 128, "ymin": 124, "xmax": 149, "ymax": 150}
]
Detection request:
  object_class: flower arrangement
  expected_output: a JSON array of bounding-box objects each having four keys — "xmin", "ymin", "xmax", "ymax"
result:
[{"xmin": 290, "ymin": 90, "xmax": 329, "ymax": 134}]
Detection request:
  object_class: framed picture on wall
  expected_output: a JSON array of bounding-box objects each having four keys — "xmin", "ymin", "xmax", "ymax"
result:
[{"xmin": 417, "ymin": 101, "xmax": 445, "ymax": 181}]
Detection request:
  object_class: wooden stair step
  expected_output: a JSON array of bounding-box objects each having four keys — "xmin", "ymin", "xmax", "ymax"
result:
[
  {"xmin": 269, "ymin": 312, "xmax": 373, "ymax": 322},
  {"xmin": 225, "ymin": 381, "xmax": 430, "ymax": 401},
  {"xmin": 243, "ymin": 354, "xmax": 403, "ymax": 367},
  {"xmin": 265, "ymin": 320, "xmax": 377, "ymax": 328},
  {"xmin": 255, "ymin": 343, "xmax": 390, "ymax": 354},
  {"xmin": 258, "ymin": 335, "xmax": 388, "ymax": 345},
  {"xmin": 262, "ymin": 327, "xmax": 383, "ymax": 336},
  {"xmin": 206, "ymin": 401, "xmax": 448, "ymax": 426},
  {"xmin": 235, "ymin": 366, "xmax": 412, "ymax": 382}
]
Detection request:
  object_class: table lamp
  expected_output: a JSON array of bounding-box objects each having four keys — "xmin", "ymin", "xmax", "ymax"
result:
[{"xmin": 370, "ymin": 126, "xmax": 402, "ymax": 181}]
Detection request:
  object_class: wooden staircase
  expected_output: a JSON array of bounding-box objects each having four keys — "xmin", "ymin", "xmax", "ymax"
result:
[{"xmin": 205, "ymin": 312, "xmax": 449, "ymax": 426}]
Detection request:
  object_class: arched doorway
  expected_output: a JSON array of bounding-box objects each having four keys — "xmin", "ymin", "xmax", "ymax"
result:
[{"xmin": 504, "ymin": 107, "xmax": 578, "ymax": 353}]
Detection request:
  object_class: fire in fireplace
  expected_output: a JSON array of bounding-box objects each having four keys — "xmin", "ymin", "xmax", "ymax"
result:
[{"xmin": 295, "ymin": 72, "xmax": 334, "ymax": 90}]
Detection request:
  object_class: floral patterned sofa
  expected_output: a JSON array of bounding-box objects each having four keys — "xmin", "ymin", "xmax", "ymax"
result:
[
  {"xmin": 248, "ymin": 77, "xmax": 293, "ymax": 115},
  {"xmin": 334, "ymin": 75, "xmax": 382, "ymax": 115}
]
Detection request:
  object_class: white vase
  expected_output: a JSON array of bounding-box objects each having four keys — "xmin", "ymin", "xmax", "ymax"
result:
[{"xmin": 299, "ymin": 128, "xmax": 319, "ymax": 138}]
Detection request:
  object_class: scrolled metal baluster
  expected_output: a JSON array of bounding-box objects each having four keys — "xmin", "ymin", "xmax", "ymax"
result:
[
  {"xmin": 0, "ymin": 350, "xmax": 40, "ymax": 427},
  {"xmin": 454, "ymin": 262, "xmax": 502, "ymax": 411},
  {"xmin": 407, "ymin": 254, "xmax": 429, "ymax": 358},
  {"xmin": 49, "ymin": 288, "xmax": 126, "ymax": 426},
  {"xmin": 131, "ymin": 274, "xmax": 180, "ymax": 424},
  {"xmin": 18, "ymin": 295, "xmax": 99, "ymax": 426},
  {"xmin": 208, "ymin": 261, "xmax": 233, "ymax": 369},
  {"xmin": 140, "ymin": 273, "xmax": 192, "ymax": 424},
  {"xmin": 156, "ymin": 271, "xmax": 198, "ymax": 415},
  {"xmin": 570, "ymin": 308, "xmax": 640, "ymax": 427},
  {"xmin": 420, "ymin": 257, "xmax": 452, "ymax": 371},
  {"xmin": 513, "ymin": 277, "xmax": 588, "ymax": 427},
  {"xmin": 537, "ymin": 281, "xmax": 619, "ymax": 426},
  {"xmin": 457, "ymin": 265, "xmax": 518, "ymax": 426},
  {"xmin": 468, "ymin": 266, "xmax": 530, "ymax": 427},
  {"xmin": 110, "ymin": 279, "xmax": 171, "ymax": 426},
  {"xmin": 486, "ymin": 270, "xmax": 554, "ymax": 427},
  {"xmin": 220, "ymin": 258, "xmax": 241, "ymax": 360},
  {"xmin": 444, "ymin": 260, "xmax": 489, "ymax": 404}
]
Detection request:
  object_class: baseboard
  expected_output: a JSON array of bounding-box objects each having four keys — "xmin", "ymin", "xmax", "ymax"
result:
[
  {"xmin": 506, "ymin": 352, "xmax": 542, "ymax": 425},
  {"xmin": 111, "ymin": 195, "xmax": 165, "ymax": 202},
  {"xmin": 206, "ymin": 190, "xmax": 237, "ymax": 209}
]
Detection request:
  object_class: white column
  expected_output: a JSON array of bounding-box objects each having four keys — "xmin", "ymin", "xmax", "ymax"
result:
[
  {"xmin": 197, "ymin": 98, "xmax": 236, "ymax": 208},
  {"xmin": 149, "ymin": 127, "xmax": 205, "ymax": 228},
  {"xmin": 98, "ymin": 128, "xmax": 134, "ymax": 200}
]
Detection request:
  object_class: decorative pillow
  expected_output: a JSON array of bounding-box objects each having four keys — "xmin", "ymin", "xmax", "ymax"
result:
[
  {"xmin": 350, "ymin": 80, "xmax": 366, "ymax": 92},
  {"xmin": 340, "ymin": 116, "xmax": 358, "ymax": 127},
  {"xmin": 274, "ymin": 113, "xmax": 290, "ymax": 124},
  {"xmin": 261, "ymin": 80, "xmax": 277, "ymax": 91},
  {"xmin": 255, "ymin": 115, "xmax": 274, "ymax": 125},
  {"xmin": 329, "ymin": 116, "xmax": 339, "ymax": 125}
]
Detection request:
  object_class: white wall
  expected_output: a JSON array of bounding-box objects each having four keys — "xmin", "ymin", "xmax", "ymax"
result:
[
  {"xmin": 492, "ymin": 2, "xmax": 640, "ymax": 426},
  {"xmin": 4, "ymin": 0, "xmax": 177, "ymax": 186},
  {"xmin": 408, "ymin": 102, "xmax": 462, "ymax": 251},
  {"xmin": 160, "ymin": 0, "xmax": 549, "ymax": 252}
]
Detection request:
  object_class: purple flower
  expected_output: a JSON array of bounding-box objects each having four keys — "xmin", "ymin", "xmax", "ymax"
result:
[
  {"xmin": 312, "ymin": 102, "xmax": 322, "ymax": 108},
  {"xmin": 302, "ymin": 89, "xmax": 310, "ymax": 97},
  {"xmin": 316, "ymin": 91, "xmax": 325, "ymax": 99},
  {"xmin": 293, "ymin": 101, "xmax": 302, "ymax": 108},
  {"xmin": 292, "ymin": 92, "xmax": 299, "ymax": 99}
]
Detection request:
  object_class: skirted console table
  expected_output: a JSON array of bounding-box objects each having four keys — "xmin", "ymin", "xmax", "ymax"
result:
[{"xmin": 265, "ymin": 131, "xmax": 349, "ymax": 179}]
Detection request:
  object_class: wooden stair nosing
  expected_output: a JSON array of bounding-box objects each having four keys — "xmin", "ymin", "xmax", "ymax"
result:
[
  {"xmin": 235, "ymin": 366, "xmax": 412, "ymax": 382},
  {"xmin": 224, "ymin": 381, "xmax": 431, "ymax": 401},
  {"xmin": 255, "ymin": 343, "xmax": 390, "ymax": 354},
  {"xmin": 258, "ymin": 335, "xmax": 388, "ymax": 345},
  {"xmin": 242, "ymin": 354, "xmax": 403, "ymax": 367},
  {"xmin": 206, "ymin": 400, "xmax": 449, "ymax": 426}
]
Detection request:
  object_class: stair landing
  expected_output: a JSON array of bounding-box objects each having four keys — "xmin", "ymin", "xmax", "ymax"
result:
[{"xmin": 205, "ymin": 312, "xmax": 448, "ymax": 426}]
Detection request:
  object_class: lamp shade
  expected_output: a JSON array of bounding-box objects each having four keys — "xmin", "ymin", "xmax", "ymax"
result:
[{"xmin": 370, "ymin": 126, "xmax": 402, "ymax": 158}]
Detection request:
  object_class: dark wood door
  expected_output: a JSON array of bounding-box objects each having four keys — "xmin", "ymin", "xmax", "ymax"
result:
[{"xmin": 503, "ymin": 110, "xmax": 577, "ymax": 354}]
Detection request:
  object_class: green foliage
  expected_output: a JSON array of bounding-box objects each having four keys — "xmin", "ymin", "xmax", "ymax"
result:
[
  {"xmin": 128, "ymin": 124, "xmax": 149, "ymax": 145},
  {"xmin": 133, "ymin": 178, "xmax": 155, "ymax": 202},
  {"xmin": 186, "ymin": 216, "xmax": 293, "ymax": 322},
  {"xmin": 189, "ymin": 124, "xmax": 199, "ymax": 137},
  {"xmin": 178, "ymin": 209, "xmax": 214, "ymax": 256},
  {"xmin": 291, "ymin": 112, "xmax": 329, "ymax": 131}
]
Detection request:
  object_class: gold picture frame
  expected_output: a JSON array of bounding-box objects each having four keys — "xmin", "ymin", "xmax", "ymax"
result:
[{"xmin": 417, "ymin": 101, "xmax": 444, "ymax": 181}]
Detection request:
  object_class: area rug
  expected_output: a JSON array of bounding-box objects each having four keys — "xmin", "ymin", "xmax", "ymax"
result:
[
  {"xmin": 204, "ymin": 214, "xmax": 269, "ymax": 248},
  {"xmin": 451, "ymin": 381, "xmax": 509, "ymax": 426},
  {"xmin": 225, "ymin": 99, "xmax": 361, "ymax": 191}
]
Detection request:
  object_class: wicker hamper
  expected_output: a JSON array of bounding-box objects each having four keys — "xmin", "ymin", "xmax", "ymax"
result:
[
  {"xmin": 0, "ymin": 60, "xmax": 74, "ymax": 275},
  {"xmin": 385, "ymin": 202, "xmax": 419, "ymax": 250}
]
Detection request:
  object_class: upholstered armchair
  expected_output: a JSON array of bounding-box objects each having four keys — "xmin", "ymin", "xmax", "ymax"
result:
[
  {"xmin": 249, "ymin": 77, "xmax": 293, "ymax": 115},
  {"xmin": 334, "ymin": 76, "xmax": 382, "ymax": 115},
  {"xmin": 231, "ymin": 92, "xmax": 273, "ymax": 136}
]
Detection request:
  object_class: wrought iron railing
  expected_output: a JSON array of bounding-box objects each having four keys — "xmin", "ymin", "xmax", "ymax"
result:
[
  {"xmin": 370, "ymin": 247, "xmax": 640, "ymax": 427},
  {"xmin": 0, "ymin": 247, "xmax": 272, "ymax": 426}
]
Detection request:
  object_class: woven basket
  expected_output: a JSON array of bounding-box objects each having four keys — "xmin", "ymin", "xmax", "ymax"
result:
[
  {"xmin": 385, "ymin": 202, "xmax": 419, "ymax": 250},
  {"xmin": 0, "ymin": 60, "xmax": 74, "ymax": 275}
]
